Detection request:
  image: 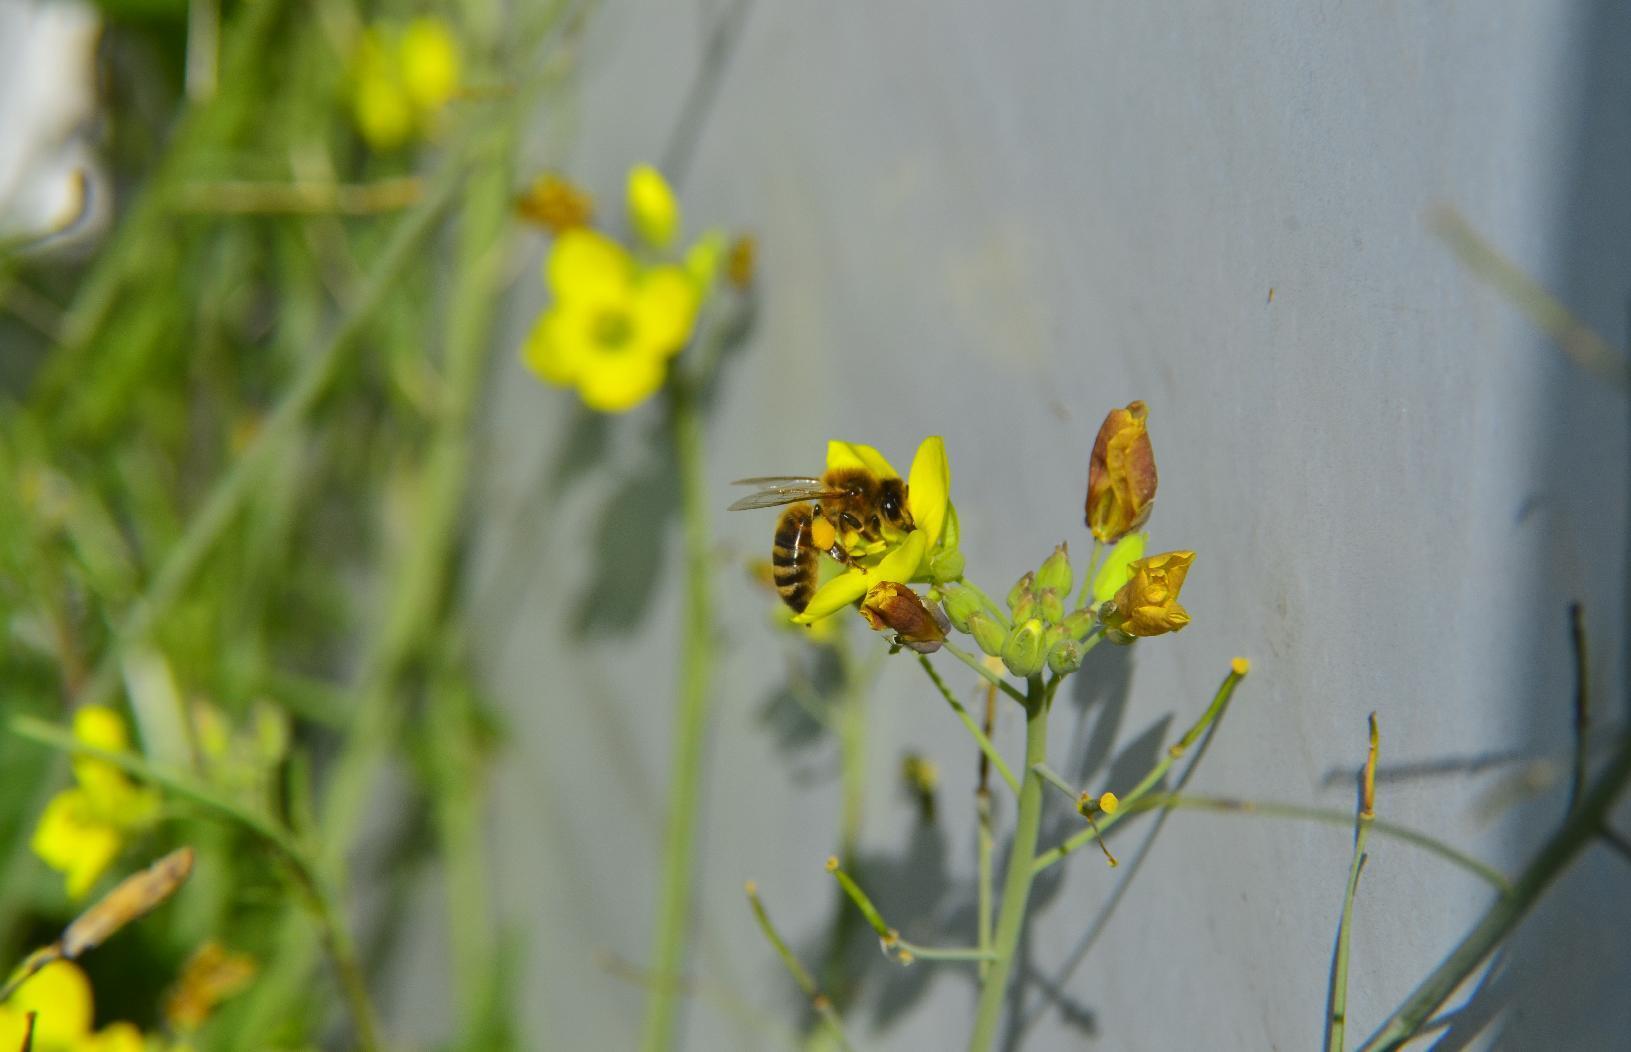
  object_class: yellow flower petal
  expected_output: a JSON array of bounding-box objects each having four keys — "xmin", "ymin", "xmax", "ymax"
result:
[
  {"xmin": 547, "ymin": 229, "xmax": 632, "ymax": 303},
  {"xmin": 630, "ymin": 265, "xmax": 699, "ymax": 356},
  {"xmin": 353, "ymin": 72, "xmax": 414, "ymax": 151},
  {"xmin": 520, "ymin": 304, "xmax": 586, "ymax": 385},
  {"xmin": 874, "ymin": 528, "xmax": 927, "ymax": 583},
  {"xmin": 577, "ymin": 352, "xmax": 666, "ymax": 413},
  {"xmin": 906, "ymin": 436, "xmax": 949, "ymax": 548},
  {"xmin": 627, "ymin": 164, "xmax": 680, "ymax": 249},
  {"xmin": 399, "ymin": 18, "xmax": 460, "ymax": 114},
  {"xmin": 4, "ymin": 960, "xmax": 93, "ymax": 1046},
  {"xmin": 32, "ymin": 789, "xmax": 123, "ymax": 900},
  {"xmin": 792, "ymin": 569, "xmax": 871, "ymax": 624},
  {"xmin": 825, "ymin": 441, "xmax": 899, "ymax": 479}
]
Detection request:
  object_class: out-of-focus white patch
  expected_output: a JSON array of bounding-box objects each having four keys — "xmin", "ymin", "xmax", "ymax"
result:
[{"xmin": 0, "ymin": 0, "xmax": 108, "ymax": 254}]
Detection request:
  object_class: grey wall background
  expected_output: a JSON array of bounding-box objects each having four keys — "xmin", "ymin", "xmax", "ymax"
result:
[{"xmin": 410, "ymin": 3, "xmax": 1631, "ymax": 1049}]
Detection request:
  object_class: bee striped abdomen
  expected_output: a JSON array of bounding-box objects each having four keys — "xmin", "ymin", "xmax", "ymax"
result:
[{"xmin": 772, "ymin": 504, "xmax": 818, "ymax": 613}]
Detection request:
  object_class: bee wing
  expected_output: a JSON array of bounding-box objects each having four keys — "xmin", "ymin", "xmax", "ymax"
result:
[{"xmin": 728, "ymin": 476, "xmax": 834, "ymax": 511}]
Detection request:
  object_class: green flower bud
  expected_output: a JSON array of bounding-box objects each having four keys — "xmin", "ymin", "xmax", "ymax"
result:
[
  {"xmin": 1037, "ymin": 588, "xmax": 1065, "ymax": 626},
  {"xmin": 1061, "ymin": 609, "xmax": 1096, "ymax": 640},
  {"xmin": 1035, "ymin": 543, "xmax": 1073, "ymax": 595},
  {"xmin": 929, "ymin": 544, "xmax": 965, "ymax": 583},
  {"xmin": 1046, "ymin": 637, "xmax": 1084, "ymax": 675},
  {"xmin": 1010, "ymin": 590, "xmax": 1038, "ymax": 625},
  {"xmin": 1007, "ymin": 571, "xmax": 1035, "ymax": 615},
  {"xmin": 968, "ymin": 611, "xmax": 1008, "ymax": 658},
  {"xmin": 939, "ymin": 583, "xmax": 982, "ymax": 634},
  {"xmin": 1001, "ymin": 618, "xmax": 1047, "ymax": 678}
]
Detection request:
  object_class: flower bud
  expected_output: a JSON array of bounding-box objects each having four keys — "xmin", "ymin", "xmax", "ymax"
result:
[
  {"xmin": 1046, "ymin": 636, "xmax": 1084, "ymax": 675},
  {"xmin": 1060, "ymin": 609, "xmax": 1096, "ymax": 641},
  {"xmin": 1097, "ymin": 551, "xmax": 1195, "ymax": 641},
  {"xmin": 939, "ymin": 583, "xmax": 982, "ymax": 634},
  {"xmin": 1007, "ymin": 571, "xmax": 1035, "ymax": 615},
  {"xmin": 1035, "ymin": 543, "xmax": 1073, "ymax": 595},
  {"xmin": 860, "ymin": 582, "xmax": 949, "ymax": 654},
  {"xmin": 1010, "ymin": 590, "xmax": 1038, "ymax": 625},
  {"xmin": 929, "ymin": 544, "xmax": 965, "ymax": 583},
  {"xmin": 1086, "ymin": 401, "xmax": 1158, "ymax": 543},
  {"xmin": 1036, "ymin": 588, "xmax": 1065, "ymax": 626},
  {"xmin": 1001, "ymin": 618, "xmax": 1047, "ymax": 678},
  {"xmin": 967, "ymin": 611, "xmax": 1008, "ymax": 658},
  {"xmin": 516, "ymin": 172, "xmax": 593, "ymax": 234},
  {"xmin": 627, "ymin": 164, "xmax": 680, "ymax": 249}
]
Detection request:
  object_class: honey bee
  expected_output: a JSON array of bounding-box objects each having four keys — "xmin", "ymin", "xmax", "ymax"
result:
[{"xmin": 730, "ymin": 467, "xmax": 914, "ymax": 613}]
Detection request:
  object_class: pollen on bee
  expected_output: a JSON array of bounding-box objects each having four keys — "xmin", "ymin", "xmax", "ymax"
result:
[{"xmin": 810, "ymin": 515, "xmax": 837, "ymax": 552}]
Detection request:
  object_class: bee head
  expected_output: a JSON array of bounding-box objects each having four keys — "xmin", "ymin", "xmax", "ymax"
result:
[{"xmin": 879, "ymin": 478, "xmax": 912, "ymax": 530}]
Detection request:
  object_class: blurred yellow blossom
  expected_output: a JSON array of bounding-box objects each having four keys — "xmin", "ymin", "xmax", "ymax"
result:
[
  {"xmin": 165, "ymin": 941, "xmax": 258, "ymax": 1033},
  {"xmin": 0, "ymin": 960, "xmax": 144, "ymax": 1052},
  {"xmin": 31, "ymin": 707, "xmax": 159, "ymax": 899},
  {"xmin": 1098, "ymin": 550, "xmax": 1194, "ymax": 641},
  {"xmin": 350, "ymin": 18, "xmax": 461, "ymax": 151},
  {"xmin": 794, "ymin": 437, "xmax": 958, "ymax": 624},
  {"xmin": 521, "ymin": 229, "xmax": 700, "ymax": 412},
  {"xmin": 627, "ymin": 164, "xmax": 680, "ymax": 249}
]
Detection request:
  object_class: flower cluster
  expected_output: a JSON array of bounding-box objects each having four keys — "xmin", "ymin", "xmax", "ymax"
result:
[
  {"xmin": 350, "ymin": 18, "xmax": 461, "ymax": 151},
  {"xmin": 763, "ymin": 403, "xmax": 1194, "ymax": 672},
  {"xmin": 31, "ymin": 707, "xmax": 158, "ymax": 900},
  {"xmin": 793, "ymin": 437, "xmax": 961, "ymax": 625},
  {"xmin": 521, "ymin": 166, "xmax": 731, "ymax": 412}
]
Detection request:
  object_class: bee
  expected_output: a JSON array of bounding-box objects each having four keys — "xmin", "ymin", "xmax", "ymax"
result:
[{"xmin": 730, "ymin": 467, "xmax": 914, "ymax": 613}]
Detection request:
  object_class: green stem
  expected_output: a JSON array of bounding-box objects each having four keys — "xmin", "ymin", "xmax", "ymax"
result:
[
  {"xmin": 967, "ymin": 675, "xmax": 1050, "ymax": 1052},
  {"xmin": 1329, "ymin": 717, "xmax": 1378, "ymax": 1052},
  {"xmin": 1074, "ymin": 540, "xmax": 1103, "ymax": 610},
  {"xmin": 836, "ymin": 640, "xmax": 867, "ymax": 859},
  {"xmin": 1130, "ymin": 794, "xmax": 1509, "ymax": 893},
  {"xmin": 745, "ymin": 883, "xmax": 854, "ymax": 1052},
  {"xmin": 976, "ymin": 683, "xmax": 996, "ymax": 980},
  {"xmin": 638, "ymin": 375, "xmax": 716, "ymax": 1052},
  {"xmin": 918, "ymin": 656, "xmax": 1019, "ymax": 793},
  {"xmin": 1357, "ymin": 731, "xmax": 1631, "ymax": 1052},
  {"xmin": 940, "ymin": 642, "xmax": 1028, "ymax": 706}
]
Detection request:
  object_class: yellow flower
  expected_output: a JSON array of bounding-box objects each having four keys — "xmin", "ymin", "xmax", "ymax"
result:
[
  {"xmin": 1099, "ymin": 551, "xmax": 1194, "ymax": 641},
  {"xmin": 521, "ymin": 229, "xmax": 700, "ymax": 412},
  {"xmin": 0, "ymin": 960, "xmax": 145, "ymax": 1052},
  {"xmin": 793, "ymin": 436, "xmax": 957, "ymax": 624},
  {"xmin": 1085, "ymin": 400, "xmax": 1158, "ymax": 543},
  {"xmin": 627, "ymin": 164, "xmax": 680, "ymax": 250},
  {"xmin": 31, "ymin": 706, "xmax": 159, "ymax": 899},
  {"xmin": 165, "ymin": 941, "xmax": 258, "ymax": 1033},
  {"xmin": 350, "ymin": 19, "xmax": 461, "ymax": 151}
]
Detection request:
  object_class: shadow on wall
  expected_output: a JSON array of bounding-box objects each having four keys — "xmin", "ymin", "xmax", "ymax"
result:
[{"xmin": 1445, "ymin": 1, "xmax": 1631, "ymax": 1048}]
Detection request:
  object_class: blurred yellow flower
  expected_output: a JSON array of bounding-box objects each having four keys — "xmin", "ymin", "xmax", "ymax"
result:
[
  {"xmin": 1085, "ymin": 400, "xmax": 1158, "ymax": 543},
  {"xmin": 350, "ymin": 18, "xmax": 461, "ymax": 151},
  {"xmin": 794, "ymin": 437, "xmax": 958, "ymax": 624},
  {"xmin": 1099, "ymin": 550, "xmax": 1194, "ymax": 641},
  {"xmin": 0, "ymin": 960, "xmax": 144, "ymax": 1052},
  {"xmin": 521, "ymin": 229, "xmax": 700, "ymax": 412},
  {"xmin": 31, "ymin": 706, "xmax": 159, "ymax": 899},
  {"xmin": 627, "ymin": 164, "xmax": 680, "ymax": 249}
]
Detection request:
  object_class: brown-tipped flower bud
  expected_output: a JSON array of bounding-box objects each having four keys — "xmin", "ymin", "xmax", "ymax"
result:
[
  {"xmin": 1010, "ymin": 590, "xmax": 1038, "ymax": 625},
  {"xmin": 1035, "ymin": 543, "xmax": 1073, "ymax": 596},
  {"xmin": 1001, "ymin": 618, "xmax": 1047, "ymax": 678},
  {"xmin": 860, "ymin": 582, "xmax": 949, "ymax": 654},
  {"xmin": 1007, "ymin": 571, "xmax": 1035, "ymax": 615},
  {"xmin": 1036, "ymin": 588, "xmax": 1065, "ymax": 626},
  {"xmin": 726, "ymin": 234, "xmax": 757, "ymax": 289},
  {"xmin": 1086, "ymin": 401, "xmax": 1158, "ymax": 543},
  {"xmin": 1097, "ymin": 551, "xmax": 1194, "ymax": 642},
  {"xmin": 939, "ymin": 583, "xmax": 982, "ymax": 634},
  {"xmin": 967, "ymin": 611, "xmax": 1008, "ymax": 658},
  {"xmin": 515, "ymin": 172, "xmax": 593, "ymax": 234}
]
